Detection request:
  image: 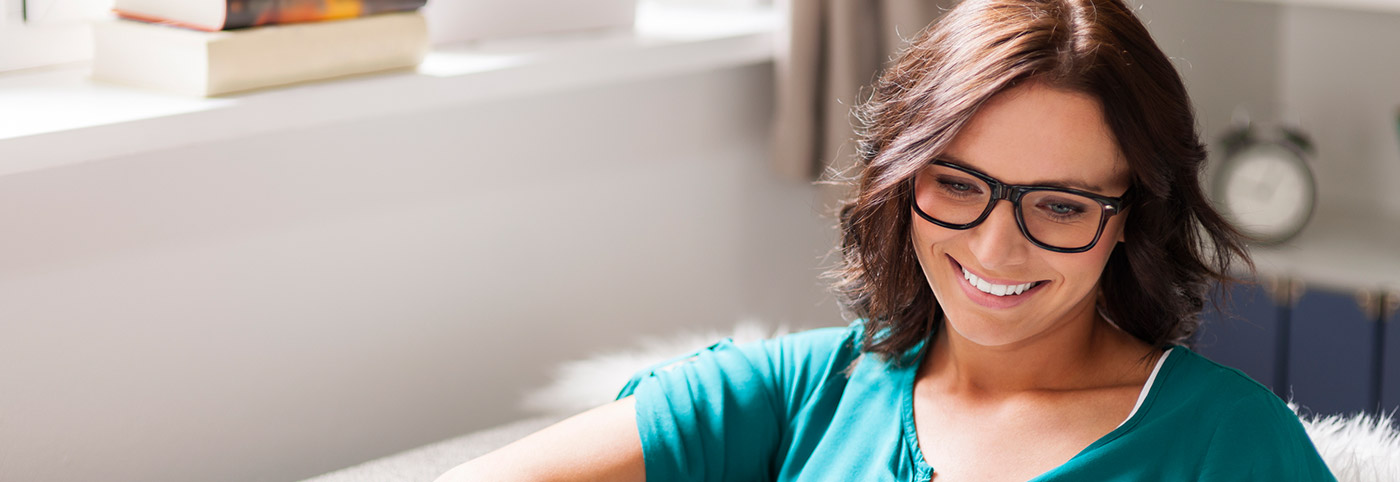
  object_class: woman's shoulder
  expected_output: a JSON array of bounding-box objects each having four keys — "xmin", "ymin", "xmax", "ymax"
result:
[
  {"xmin": 613, "ymin": 322, "xmax": 869, "ymax": 482},
  {"xmin": 1151, "ymin": 345, "xmax": 1305, "ymax": 426},
  {"xmin": 620, "ymin": 319, "xmax": 866, "ymax": 392},
  {"xmin": 763, "ymin": 319, "xmax": 865, "ymax": 351},
  {"xmin": 1153, "ymin": 345, "xmax": 1320, "ymax": 446},
  {"xmin": 734, "ymin": 319, "xmax": 866, "ymax": 375},
  {"xmin": 1157, "ymin": 347, "xmax": 1337, "ymax": 479},
  {"xmin": 1164, "ymin": 345, "xmax": 1281, "ymax": 402},
  {"xmin": 1063, "ymin": 345, "xmax": 1336, "ymax": 480}
]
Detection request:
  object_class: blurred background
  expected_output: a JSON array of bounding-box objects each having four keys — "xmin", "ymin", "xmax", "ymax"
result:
[{"xmin": 0, "ymin": 0, "xmax": 1396, "ymax": 481}]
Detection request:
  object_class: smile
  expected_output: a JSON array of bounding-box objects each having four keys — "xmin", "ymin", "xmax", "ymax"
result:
[
  {"xmin": 946, "ymin": 255, "xmax": 1047, "ymax": 308},
  {"xmin": 962, "ymin": 267, "xmax": 1041, "ymax": 296}
]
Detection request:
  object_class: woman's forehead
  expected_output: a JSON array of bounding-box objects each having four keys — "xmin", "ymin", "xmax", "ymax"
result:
[{"xmin": 939, "ymin": 83, "xmax": 1131, "ymax": 192}]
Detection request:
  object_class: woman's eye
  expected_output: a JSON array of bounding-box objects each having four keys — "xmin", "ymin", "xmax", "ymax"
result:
[
  {"xmin": 937, "ymin": 179, "xmax": 980, "ymax": 194},
  {"xmin": 1041, "ymin": 201, "xmax": 1086, "ymax": 217}
]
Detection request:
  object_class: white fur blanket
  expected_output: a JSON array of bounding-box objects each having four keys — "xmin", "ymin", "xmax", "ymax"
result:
[
  {"xmin": 521, "ymin": 321, "xmax": 1400, "ymax": 482},
  {"xmin": 1294, "ymin": 404, "xmax": 1400, "ymax": 482}
]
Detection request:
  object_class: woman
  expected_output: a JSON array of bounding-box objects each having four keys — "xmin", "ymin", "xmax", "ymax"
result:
[{"xmin": 439, "ymin": 0, "xmax": 1337, "ymax": 480}]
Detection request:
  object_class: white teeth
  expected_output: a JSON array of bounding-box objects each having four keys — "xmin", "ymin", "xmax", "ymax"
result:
[{"xmin": 962, "ymin": 266, "xmax": 1037, "ymax": 297}]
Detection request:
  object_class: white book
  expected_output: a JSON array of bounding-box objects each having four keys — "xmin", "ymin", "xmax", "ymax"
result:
[{"xmin": 92, "ymin": 11, "xmax": 429, "ymax": 97}]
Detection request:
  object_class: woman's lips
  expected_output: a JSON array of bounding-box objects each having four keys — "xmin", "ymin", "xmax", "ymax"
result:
[{"xmin": 946, "ymin": 255, "xmax": 1047, "ymax": 309}]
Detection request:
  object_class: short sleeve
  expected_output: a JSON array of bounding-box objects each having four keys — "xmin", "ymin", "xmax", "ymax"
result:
[
  {"xmin": 613, "ymin": 325, "xmax": 857, "ymax": 482},
  {"xmin": 1198, "ymin": 391, "xmax": 1338, "ymax": 481}
]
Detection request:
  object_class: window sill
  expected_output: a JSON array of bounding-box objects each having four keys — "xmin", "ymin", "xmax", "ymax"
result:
[{"xmin": 0, "ymin": 3, "xmax": 778, "ymax": 178}]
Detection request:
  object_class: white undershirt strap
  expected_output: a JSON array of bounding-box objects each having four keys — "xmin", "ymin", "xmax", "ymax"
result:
[{"xmin": 1115, "ymin": 347, "xmax": 1174, "ymax": 430}]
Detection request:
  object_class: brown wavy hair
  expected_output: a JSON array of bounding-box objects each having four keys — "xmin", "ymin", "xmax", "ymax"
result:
[{"xmin": 824, "ymin": 0, "xmax": 1253, "ymax": 365}]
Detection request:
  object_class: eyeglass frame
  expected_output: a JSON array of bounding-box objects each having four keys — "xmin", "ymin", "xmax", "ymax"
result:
[{"xmin": 908, "ymin": 160, "xmax": 1132, "ymax": 253}]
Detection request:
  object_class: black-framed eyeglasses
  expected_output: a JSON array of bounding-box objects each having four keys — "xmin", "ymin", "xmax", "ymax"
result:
[{"xmin": 909, "ymin": 160, "xmax": 1130, "ymax": 253}]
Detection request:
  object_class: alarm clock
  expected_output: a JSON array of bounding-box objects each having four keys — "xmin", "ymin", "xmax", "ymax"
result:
[{"xmin": 1211, "ymin": 122, "xmax": 1318, "ymax": 245}]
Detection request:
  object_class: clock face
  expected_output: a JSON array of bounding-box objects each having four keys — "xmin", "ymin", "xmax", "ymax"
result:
[{"xmin": 1217, "ymin": 144, "xmax": 1315, "ymax": 243}]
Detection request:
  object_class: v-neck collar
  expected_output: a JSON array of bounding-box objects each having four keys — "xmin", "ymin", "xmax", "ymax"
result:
[{"xmin": 898, "ymin": 339, "xmax": 1182, "ymax": 481}]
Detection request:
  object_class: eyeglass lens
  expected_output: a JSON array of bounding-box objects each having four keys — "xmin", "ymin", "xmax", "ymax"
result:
[{"xmin": 913, "ymin": 164, "xmax": 1105, "ymax": 250}]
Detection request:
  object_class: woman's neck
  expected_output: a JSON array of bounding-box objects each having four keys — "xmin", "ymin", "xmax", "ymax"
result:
[{"xmin": 922, "ymin": 302, "xmax": 1142, "ymax": 399}]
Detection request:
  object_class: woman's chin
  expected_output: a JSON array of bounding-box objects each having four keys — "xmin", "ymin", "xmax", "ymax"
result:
[{"xmin": 941, "ymin": 312, "xmax": 1029, "ymax": 347}]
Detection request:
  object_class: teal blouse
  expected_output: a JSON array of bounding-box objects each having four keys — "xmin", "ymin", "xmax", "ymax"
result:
[{"xmin": 614, "ymin": 319, "xmax": 1337, "ymax": 481}]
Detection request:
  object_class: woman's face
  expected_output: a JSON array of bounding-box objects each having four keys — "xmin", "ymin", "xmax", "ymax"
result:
[{"xmin": 911, "ymin": 82, "xmax": 1131, "ymax": 348}]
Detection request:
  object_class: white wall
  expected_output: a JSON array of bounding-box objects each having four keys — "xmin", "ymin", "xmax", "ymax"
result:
[
  {"xmin": 1145, "ymin": 0, "xmax": 1400, "ymax": 218},
  {"xmin": 1131, "ymin": 0, "xmax": 1282, "ymax": 171},
  {"xmin": 0, "ymin": 62, "xmax": 843, "ymax": 482},
  {"xmin": 1279, "ymin": 6, "xmax": 1400, "ymax": 215}
]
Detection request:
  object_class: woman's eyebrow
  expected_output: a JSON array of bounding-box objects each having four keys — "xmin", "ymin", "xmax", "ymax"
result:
[{"xmin": 936, "ymin": 153, "xmax": 1107, "ymax": 192}]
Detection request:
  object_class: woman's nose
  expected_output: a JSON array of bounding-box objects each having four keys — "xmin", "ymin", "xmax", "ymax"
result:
[{"xmin": 966, "ymin": 200, "xmax": 1031, "ymax": 269}]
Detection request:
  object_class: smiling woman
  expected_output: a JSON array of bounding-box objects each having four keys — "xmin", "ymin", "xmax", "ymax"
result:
[
  {"xmin": 908, "ymin": 84, "xmax": 1133, "ymax": 349},
  {"xmin": 436, "ymin": 0, "xmax": 1338, "ymax": 480}
]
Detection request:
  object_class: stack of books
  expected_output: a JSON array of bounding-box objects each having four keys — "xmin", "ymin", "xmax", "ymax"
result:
[{"xmin": 93, "ymin": 0, "xmax": 431, "ymax": 97}]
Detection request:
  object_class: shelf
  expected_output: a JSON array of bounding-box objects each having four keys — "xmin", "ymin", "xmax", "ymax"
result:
[
  {"xmin": 1226, "ymin": 0, "xmax": 1400, "ymax": 14},
  {"xmin": 1247, "ymin": 204, "xmax": 1400, "ymax": 292},
  {"xmin": 0, "ymin": 3, "xmax": 779, "ymax": 178}
]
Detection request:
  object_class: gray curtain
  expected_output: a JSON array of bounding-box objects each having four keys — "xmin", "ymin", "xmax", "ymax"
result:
[{"xmin": 773, "ymin": 0, "xmax": 952, "ymax": 183}]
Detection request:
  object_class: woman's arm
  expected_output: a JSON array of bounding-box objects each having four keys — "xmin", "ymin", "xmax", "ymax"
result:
[{"xmin": 433, "ymin": 395, "xmax": 646, "ymax": 482}]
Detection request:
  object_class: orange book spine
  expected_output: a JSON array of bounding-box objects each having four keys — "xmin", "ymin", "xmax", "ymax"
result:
[{"xmin": 115, "ymin": 0, "xmax": 426, "ymax": 31}]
